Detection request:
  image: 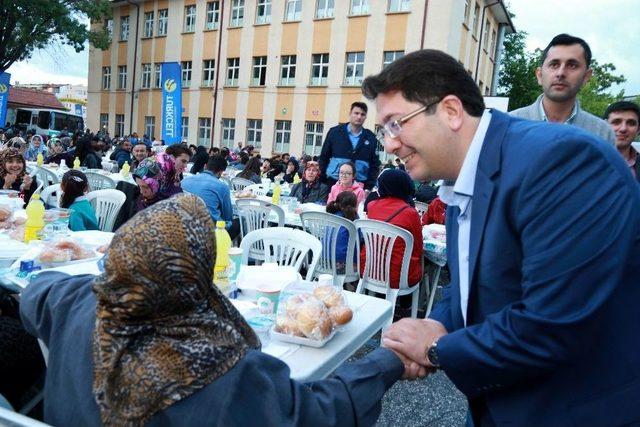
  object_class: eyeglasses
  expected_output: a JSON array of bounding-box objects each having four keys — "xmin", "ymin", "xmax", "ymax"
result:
[{"xmin": 376, "ymin": 99, "xmax": 441, "ymax": 143}]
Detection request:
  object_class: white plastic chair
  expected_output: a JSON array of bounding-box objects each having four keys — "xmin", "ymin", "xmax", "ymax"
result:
[
  {"xmin": 355, "ymin": 219, "xmax": 421, "ymax": 329},
  {"xmin": 231, "ymin": 177, "xmax": 255, "ymax": 191},
  {"xmin": 415, "ymin": 201, "xmax": 429, "ymax": 218},
  {"xmin": 34, "ymin": 167, "xmax": 59, "ymax": 188},
  {"xmin": 0, "ymin": 407, "xmax": 52, "ymax": 426},
  {"xmin": 220, "ymin": 176, "xmax": 232, "ymax": 187},
  {"xmin": 84, "ymin": 171, "xmax": 116, "ymax": 191},
  {"xmin": 300, "ymin": 211, "xmax": 359, "ymax": 288},
  {"xmin": 244, "ymin": 183, "xmax": 270, "ymax": 196},
  {"xmin": 240, "ymin": 227, "xmax": 322, "ymax": 280},
  {"xmin": 236, "ymin": 200, "xmax": 285, "ymax": 263},
  {"xmin": 40, "ymin": 183, "xmax": 61, "ymax": 208},
  {"xmin": 86, "ymin": 189, "xmax": 126, "ymax": 232}
]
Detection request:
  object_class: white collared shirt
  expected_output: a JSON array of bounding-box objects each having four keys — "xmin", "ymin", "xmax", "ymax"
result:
[{"xmin": 437, "ymin": 110, "xmax": 492, "ymax": 324}]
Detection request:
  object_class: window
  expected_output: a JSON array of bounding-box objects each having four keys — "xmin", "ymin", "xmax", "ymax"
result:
[
  {"xmin": 256, "ymin": 0, "xmax": 271, "ymax": 24},
  {"xmin": 202, "ymin": 59, "xmax": 215, "ymax": 87},
  {"xmin": 120, "ymin": 16, "xmax": 129, "ymax": 41},
  {"xmin": 274, "ymin": 120, "xmax": 291, "ymax": 153},
  {"xmin": 280, "ymin": 55, "xmax": 296, "ymax": 86},
  {"xmin": 154, "ymin": 64, "xmax": 162, "ymax": 88},
  {"xmin": 105, "ymin": 19, "xmax": 113, "ymax": 39},
  {"xmin": 316, "ymin": 0, "xmax": 334, "ymax": 18},
  {"xmin": 490, "ymin": 29, "xmax": 497, "ymax": 58},
  {"xmin": 230, "ymin": 0, "xmax": 244, "ymax": 27},
  {"xmin": 99, "ymin": 114, "xmax": 109, "ymax": 131},
  {"xmin": 226, "ymin": 58, "xmax": 240, "ymax": 86},
  {"xmin": 483, "ymin": 19, "xmax": 490, "ymax": 49},
  {"xmin": 145, "ymin": 116, "xmax": 156, "ymax": 139},
  {"xmin": 388, "ymin": 0, "xmax": 410, "ymax": 12},
  {"xmin": 115, "ymin": 114, "xmax": 125, "ymax": 137},
  {"xmin": 350, "ymin": 0, "xmax": 369, "ymax": 15},
  {"xmin": 284, "ymin": 0, "xmax": 302, "ymax": 21},
  {"xmin": 383, "ymin": 50, "xmax": 404, "ymax": 68},
  {"xmin": 246, "ymin": 119, "xmax": 262, "ymax": 148},
  {"xmin": 222, "ymin": 118, "xmax": 235, "ymax": 148},
  {"xmin": 102, "ymin": 67, "xmax": 111, "ymax": 90},
  {"xmin": 184, "ymin": 5, "xmax": 196, "ymax": 32},
  {"xmin": 252, "ymin": 56, "xmax": 267, "ymax": 86},
  {"xmin": 157, "ymin": 9, "xmax": 168, "ymax": 36},
  {"xmin": 463, "ymin": 0, "xmax": 470, "ymax": 26},
  {"xmin": 118, "ymin": 65, "xmax": 127, "ymax": 89},
  {"xmin": 181, "ymin": 61, "xmax": 192, "ymax": 87},
  {"xmin": 304, "ymin": 121, "xmax": 324, "ymax": 156},
  {"xmin": 182, "ymin": 117, "xmax": 189, "ymax": 140},
  {"xmin": 143, "ymin": 11, "xmax": 154, "ymax": 37},
  {"xmin": 472, "ymin": 3, "xmax": 479, "ymax": 37},
  {"xmin": 205, "ymin": 1, "xmax": 220, "ymax": 30},
  {"xmin": 344, "ymin": 52, "xmax": 365, "ymax": 86},
  {"xmin": 141, "ymin": 64, "xmax": 151, "ymax": 88},
  {"xmin": 310, "ymin": 53, "xmax": 329, "ymax": 86},
  {"xmin": 199, "ymin": 118, "xmax": 212, "ymax": 145}
]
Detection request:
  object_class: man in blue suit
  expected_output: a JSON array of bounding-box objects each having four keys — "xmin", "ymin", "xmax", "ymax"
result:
[{"xmin": 362, "ymin": 50, "xmax": 640, "ymax": 426}]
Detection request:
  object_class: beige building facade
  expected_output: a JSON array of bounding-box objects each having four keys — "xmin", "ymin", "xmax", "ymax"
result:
[{"xmin": 87, "ymin": 0, "xmax": 513, "ymax": 156}]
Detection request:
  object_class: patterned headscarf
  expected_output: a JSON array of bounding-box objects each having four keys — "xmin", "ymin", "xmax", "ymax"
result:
[
  {"xmin": 303, "ymin": 160, "xmax": 321, "ymax": 184},
  {"xmin": 92, "ymin": 194, "xmax": 260, "ymax": 427},
  {"xmin": 0, "ymin": 148, "xmax": 27, "ymax": 179},
  {"xmin": 24, "ymin": 135, "xmax": 48, "ymax": 161},
  {"xmin": 132, "ymin": 152, "xmax": 177, "ymax": 199}
]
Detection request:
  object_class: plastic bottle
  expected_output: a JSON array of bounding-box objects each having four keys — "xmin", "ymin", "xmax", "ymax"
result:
[
  {"xmin": 293, "ymin": 174, "xmax": 301, "ymax": 184},
  {"xmin": 213, "ymin": 221, "xmax": 232, "ymax": 296},
  {"xmin": 121, "ymin": 162, "xmax": 130, "ymax": 177},
  {"xmin": 73, "ymin": 157, "xmax": 80, "ymax": 170},
  {"xmin": 24, "ymin": 194, "xmax": 45, "ymax": 242},
  {"xmin": 36, "ymin": 153, "xmax": 44, "ymax": 166},
  {"xmin": 271, "ymin": 182, "xmax": 282, "ymax": 205}
]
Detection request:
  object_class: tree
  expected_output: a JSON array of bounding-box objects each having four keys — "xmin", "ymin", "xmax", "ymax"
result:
[
  {"xmin": 0, "ymin": 0, "xmax": 112, "ymax": 74},
  {"xmin": 497, "ymin": 31, "xmax": 626, "ymax": 116}
]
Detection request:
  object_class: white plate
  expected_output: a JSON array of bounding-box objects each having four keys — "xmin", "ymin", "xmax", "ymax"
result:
[
  {"xmin": 71, "ymin": 231, "xmax": 115, "ymax": 248},
  {"xmin": 270, "ymin": 326, "xmax": 337, "ymax": 348}
]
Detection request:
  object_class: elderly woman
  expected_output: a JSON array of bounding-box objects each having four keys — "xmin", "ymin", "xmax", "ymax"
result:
[
  {"xmin": 133, "ymin": 152, "xmax": 182, "ymax": 212},
  {"xmin": 45, "ymin": 138, "xmax": 74, "ymax": 168},
  {"xmin": 0, "ymin": 149, "xmax": 37, "ymax": 204},
  {"xmin": 19, "ymin": 194, "xmax": 406, "ymax": 427},
  {"xmin": 289, "ymin": 160, "xmax": 329, "ymax": 204},
  {"xmin": 23, "ymin": 135, "xmax": 48, "ymax": 161}
]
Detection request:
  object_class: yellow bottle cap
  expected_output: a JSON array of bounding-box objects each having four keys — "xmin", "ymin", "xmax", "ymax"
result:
[{"xmin": 216, "ymin": 220, "xmax": 226, "ymax": 228}]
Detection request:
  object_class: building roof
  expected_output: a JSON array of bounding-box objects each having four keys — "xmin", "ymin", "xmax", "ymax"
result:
[
  {"xmin": 7, "ymin": 87, "xmax": 65, "ymax": 110},
  {"xmin": 489, "ymin": 0, "xmax": 516, "ymax": 34}
]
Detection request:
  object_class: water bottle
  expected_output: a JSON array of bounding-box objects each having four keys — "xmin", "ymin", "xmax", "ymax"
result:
[
  {"xmin": 73, "ymin": 157, "xmax": 80, "ymax": 170},
  {"xmin": 271, "ymin": 183, "xmax": 282, "ymax": 205},
  {"xmin": 121, "ymin": 162, "xmax": 130, "ymax": 177},
  {"xmin": 36, "ymin": 153, "xmax": 44, "ymax": 166},
  {"xmin": 213, "ymin": 221, "xmax": 232, "ymax": 296},
  {"xmin": 24, "ymin": 194, "xmax": 45, "ymax": 242}
]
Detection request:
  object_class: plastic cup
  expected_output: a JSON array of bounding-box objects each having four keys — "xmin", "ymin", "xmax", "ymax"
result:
[
  {"xmin": 317, "ymin": 274, "xmax": 334, "ymax": 287},
  {"xmin": 256, "ymin": 284, "xmax": 281, "ymax": 316},
  {"xmin": 228, "ymin": 247, "xmax": 243, "ymax": 283}
]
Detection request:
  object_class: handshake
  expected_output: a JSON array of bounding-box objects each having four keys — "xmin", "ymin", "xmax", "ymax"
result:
[{"xmin": 382, "ymin": 318, "xmax": 448, "ymax": 380}]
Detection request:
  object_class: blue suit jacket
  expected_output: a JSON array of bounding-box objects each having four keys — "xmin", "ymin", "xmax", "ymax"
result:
[{"xmin": 430, "ymin": 110, "xmax": 640, "ymax": 426}]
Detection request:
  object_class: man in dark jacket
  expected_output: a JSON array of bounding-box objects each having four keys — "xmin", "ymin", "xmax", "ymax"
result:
[
  {"xmin": 318, "ymin": 102, "xmax": 380, "ymax": 190},
  {"xmin": 110, "ymin": 138, "xmax": 133, "ymax": 170}
]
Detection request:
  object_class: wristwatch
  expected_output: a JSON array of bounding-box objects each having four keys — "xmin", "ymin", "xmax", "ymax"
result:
[{"xmin": 426, "ymin": 339, "xmax": 441, "ymax": 369}]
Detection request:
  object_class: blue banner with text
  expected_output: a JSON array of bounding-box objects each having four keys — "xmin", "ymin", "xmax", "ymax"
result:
[
  {"xmin": 0, "ymin": 72, "xmax": 11, "ymax": 128},
  {"xmin": 161, "ymin": 63, "xmax": 182, "ymax": 145}
]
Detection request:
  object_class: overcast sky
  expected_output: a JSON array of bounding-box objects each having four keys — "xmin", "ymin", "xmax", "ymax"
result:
[{"xmin": 6, "ymin": 0, "xmax": 640, "ymax": 96}]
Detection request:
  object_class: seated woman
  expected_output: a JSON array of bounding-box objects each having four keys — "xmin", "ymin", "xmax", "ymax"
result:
[
  {"xmin": 23, "ymin": 135, "xmax": 48, "ymax": 161},
  {"xmin": 45, "ymin": 138, "xmax": 74, "ymax": 168},
  {"xmin": 133, "ymin": 153, "xmax": 182, "ymax": 212},
  {"xmin": 20, "ymin": 194, "xmax": 405, "ymax": 427},
  {"xmin": 190, "ymin": 146, "xmax": 209, "ymax": 174},
  {"xmin": 236, "ymin": 157, "xmax": 262, "ymax": 183},
  {"xmin": 361, "ymin": 169, "xmax": 423, "ymax": 290},
  {"xmin": 60, "ymin": 170, "xmax": 99, "ymax": 231},
  {"xmin": 75, "ymin": 136, "xmax": 102, "ymax": 169},
  {"xmin": 0, "ymin": 149, "xmax": 37, "ymax": 204},
  {"xmin": 289, "ymin": 160, "xmax": 329, "ymax": 204},
  {"xmin": 326, "ymin": 191, "xmax": 358, "ymax": 275},
  {"xmin": 327, "ymin": 162, "xmax": 366, "ymax": 205},
  {"xmin": 282, "ymin": 158, "xmax": 300, "ymax": 184}
]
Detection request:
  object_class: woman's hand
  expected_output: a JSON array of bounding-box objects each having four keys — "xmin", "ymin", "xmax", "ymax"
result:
[
  {"xmin": 21, "ymin": 174, "xmax": 33, "ymax": 189},
  {"xmin": 3, "ymin": 174, "xmax": 17, "ymax": 188}
]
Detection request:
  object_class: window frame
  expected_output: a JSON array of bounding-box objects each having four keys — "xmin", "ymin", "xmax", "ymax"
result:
[
  {"xmin": 388, "ymin": 0, "xmax": 410, "ymax": 12},
  {"xmin": 154, "ymin": 64, "xmax": 162, "ymax": 88},
  {"xmin": 343, "ymin": 51, "xmax": 365, "ymax": 86},
  {"xmin": 222, "ymin": 118, "xmax": 235, "ymax": 148},
  {"xmin": 99, "ymin": 113, "xmax": 109, "ymax": 131},
  {"xmin": 115, "ymin": 114, "xmax": 125, "ymax": 137},
  {"xmin": 304, "ymin": 121, "xmax": 324, "ymax": 156},
  {"xmin": 144, "ymin": 116, "xmax": 156, "ymax": 140},
  {"xmin": 382, "ymin": 50, "xmax": 404, "ymax": 68},
  {"xmin": 143, "ymin": 11, "xmax": 154, "ymax": 37},
  {"xmin": 246, "ymin": 119, "xmax": 262, "ymax": 148},
  {"xmin": 117, "ymin": 65, "xmax": 127, "ymax": 90},
  {"xmin": 102, "ymin": 66, "xmax": 111, "ymax": 90},
  {"xmin": 157, "ymin": 9, "xmax": 168, "ymax": 36},
  {"xmin": 226, "ymin": 58, "xmax": 240, "ymax": 86},
  {"xmin": 252, "ymin": 56, "xmax": 267, "ymax": 86},
  {"xmin": 230, "ymin": 0, "xmax": 245, "ymax": 27},
  {"xmin": 256, "ymin": 0, "xmax": 271, "ymax": 25},
  {"xmin": 202, "ymin": 59, "xmax": 216, "ymax": 87},
  {"xmin": 181, "ymin": 61, "xmax": 192, "ymax": 88},
  {"xmin": 315, "ymin": 0, "xmax": 334, "ymax": 19},
  {"xmin": 280, "ymin": 55, "xmax": 296, "ymax": 86},
  {"xmin": 199, "ymin": 117, "xmax": 212, "ymax": 145},
  {"xmin": 141, "ymin": 63, "xmax": 152, "ymax": 89},
  {"xmin": 205, "ymin": 1, "xmax": 220, "ymax": 30},
  {"xmin": 310, "ymin": 53, "xmax": 329, "ymax": 86},
  {"xmin": 119, "ymin": 15, "xmax": 130, "ymax": 41},
  {"xmin": 284, "ymin": 0, "xmax": 302, "ymax": 21},
  {"xmin": 274, "ymin": 120, "xmax": 291, "ymax": 153},
  {"xmin": 350, "ymin": 0, "xmax": 369, "ymax": 15},
  {"xmin": 183, "ymin": 5, "xmax": 197, "ymax": 33},
  {"xmin": 182, "ymin": 117, "xmax": 189, "ymax": 140}
]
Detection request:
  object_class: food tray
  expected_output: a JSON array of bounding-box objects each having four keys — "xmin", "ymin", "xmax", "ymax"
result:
[{"xmin": 270, "ymin": 326, "xmax": 337, "ymax": 348}]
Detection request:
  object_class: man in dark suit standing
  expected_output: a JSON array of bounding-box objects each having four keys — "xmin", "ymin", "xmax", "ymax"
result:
[{"xmin": 362, "ymin": 50, "xmax": 640, "ymax": 426}]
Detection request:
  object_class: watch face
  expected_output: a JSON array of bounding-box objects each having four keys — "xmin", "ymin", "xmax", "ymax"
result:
[{"xmin": 428, "ymin": 345, "xmax": 440, "ymax": 368}]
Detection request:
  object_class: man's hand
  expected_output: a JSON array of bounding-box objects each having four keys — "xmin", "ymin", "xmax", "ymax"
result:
[
  {"xmin": 382, "ymin": 318, "xmax": 448, "ymax": 368},
  {"xmin": 384, "ymin": 345, "xmax": 433, "ymax": 380}
]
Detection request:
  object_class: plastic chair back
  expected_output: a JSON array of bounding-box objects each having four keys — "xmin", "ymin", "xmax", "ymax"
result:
[
  {"xmin": 84, "ymin": 171, "xmax": 116, "ymax": 191},
  {"xmin": 86, "ymin": 189, "xmax": 126, "ymax": 232},
  {"xmin": 231, "ymin": 177, "xmax": 254, "ymax": 191},
  {"xmin": 244, "ymin": 183, "xmax": 269, "ymax": 196},
  {"xmin": 35, "ymin": 167, "xmax": 59, "ymax": 188},
  {"xmin": 415, "ymin": 201, "xmax": 429, "ymax": 217},
  {"xmin": 240, "ymin": 227, "xmax": 321, "ymax": 280},
  {"xmin": 40, "ymin": 184, "xmax": 61, "ymax": 208}
]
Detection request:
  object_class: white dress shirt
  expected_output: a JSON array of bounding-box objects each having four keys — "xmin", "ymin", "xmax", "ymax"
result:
[{"xmin": 437, "ymin": 110, "xmax": 492, "ymax": 324}]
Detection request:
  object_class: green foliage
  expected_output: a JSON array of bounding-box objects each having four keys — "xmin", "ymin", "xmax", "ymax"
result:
[
  {"xmin": 497, "ymin": 31, "xmax": 626, "ymax": 115},
  {"xmin": 0, "ymin": 0, "xmax": 112, "ymax": 73}
]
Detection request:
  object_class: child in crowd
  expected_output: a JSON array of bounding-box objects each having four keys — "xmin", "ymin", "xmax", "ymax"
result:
[
  {"xmin": 327, "ymin": 162, "xmax": 365, "ymax": 205},
  {"xmin": 60, "ymin": 170, "xmax": 99, "ymax": 231},
  {"xmin": 326, "ymin": 191, "xmax": 359, "ymax": 274}
]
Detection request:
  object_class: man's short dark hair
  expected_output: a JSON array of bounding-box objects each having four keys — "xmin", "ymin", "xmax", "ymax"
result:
[
  {"xmin": 207, "ymin": 155, "xmax": 227, "ymax": 173},
  {"xmin": 350, "ymin": 102, "xmax": 368, "ymax": 114},
  {"xmin": 165, "ymin": 144, "xmax": 191, "ymax": 158},
  {"xmin": 604, "ymin": 101, "xmax": 640, "ymax": 122},
  {"xmin": 220, "ymin": 147, "xmax": 230, "ymax": 158},
  {"xmin": 362, "ymin": 49, "xmax": 485, "ymax": 117},
  {"xmin": 541, "ymin": 34, "xmax": 592, "ymax": 67}
]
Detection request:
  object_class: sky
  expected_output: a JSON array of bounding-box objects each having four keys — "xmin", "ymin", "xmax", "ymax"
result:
[{"xmin": 5, "ymin": 0, "xmax": 640, "ymax": 96}]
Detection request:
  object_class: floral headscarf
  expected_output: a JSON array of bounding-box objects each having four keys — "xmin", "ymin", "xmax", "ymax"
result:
[
  {"xmin": 0, "ymin": 148, "xmax": 27, "ymax": 179},
  {"xmin": 303, "ymin": 160, "xmax": 321, "ymax": 184},
  {"xmin": 132, "ymin": 153, "xmax": 178, "ymax": 200},
  {"xmin": 24, "ymin": 135, "xmax": 48, "ymax": 161},
  {"xmin": 92, "ymin": 194, "xmax": 260, "ymax": 426}
]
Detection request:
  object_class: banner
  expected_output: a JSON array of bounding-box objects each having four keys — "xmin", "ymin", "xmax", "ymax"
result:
[
  {"xmin": 0, "ymin": 72, "xmax": 11, "ymax": 128},
  {"xmin": 161, "ymin": 62, "xmax": 182, "ymax": 145},
  {"xmin": 74, "ymin": 104, "xmax": 82, "ymax": 116}
]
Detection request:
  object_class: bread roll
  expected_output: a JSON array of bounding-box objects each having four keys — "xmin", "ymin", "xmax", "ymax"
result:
[
  {"xmin": 276, "ymin": 316, "xmax": 303, "ymax": 337},
  {"xmin": 38, "ymin": 248, "xmax": 71, "ymax": 264},
  {"xmin": 329, "ymin": 306, "xmax": 353, "ymax": 326},
  {"xmin": 313, "ymin": 285, "xmax": 345, "ymax": 308},
  {"xmin": 0, "ymin": 208, "xmax": 11, "ymax": 222},
  {"xmin": 295, "ymin": 297, "xmax": 332, "ymax": 340}
]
